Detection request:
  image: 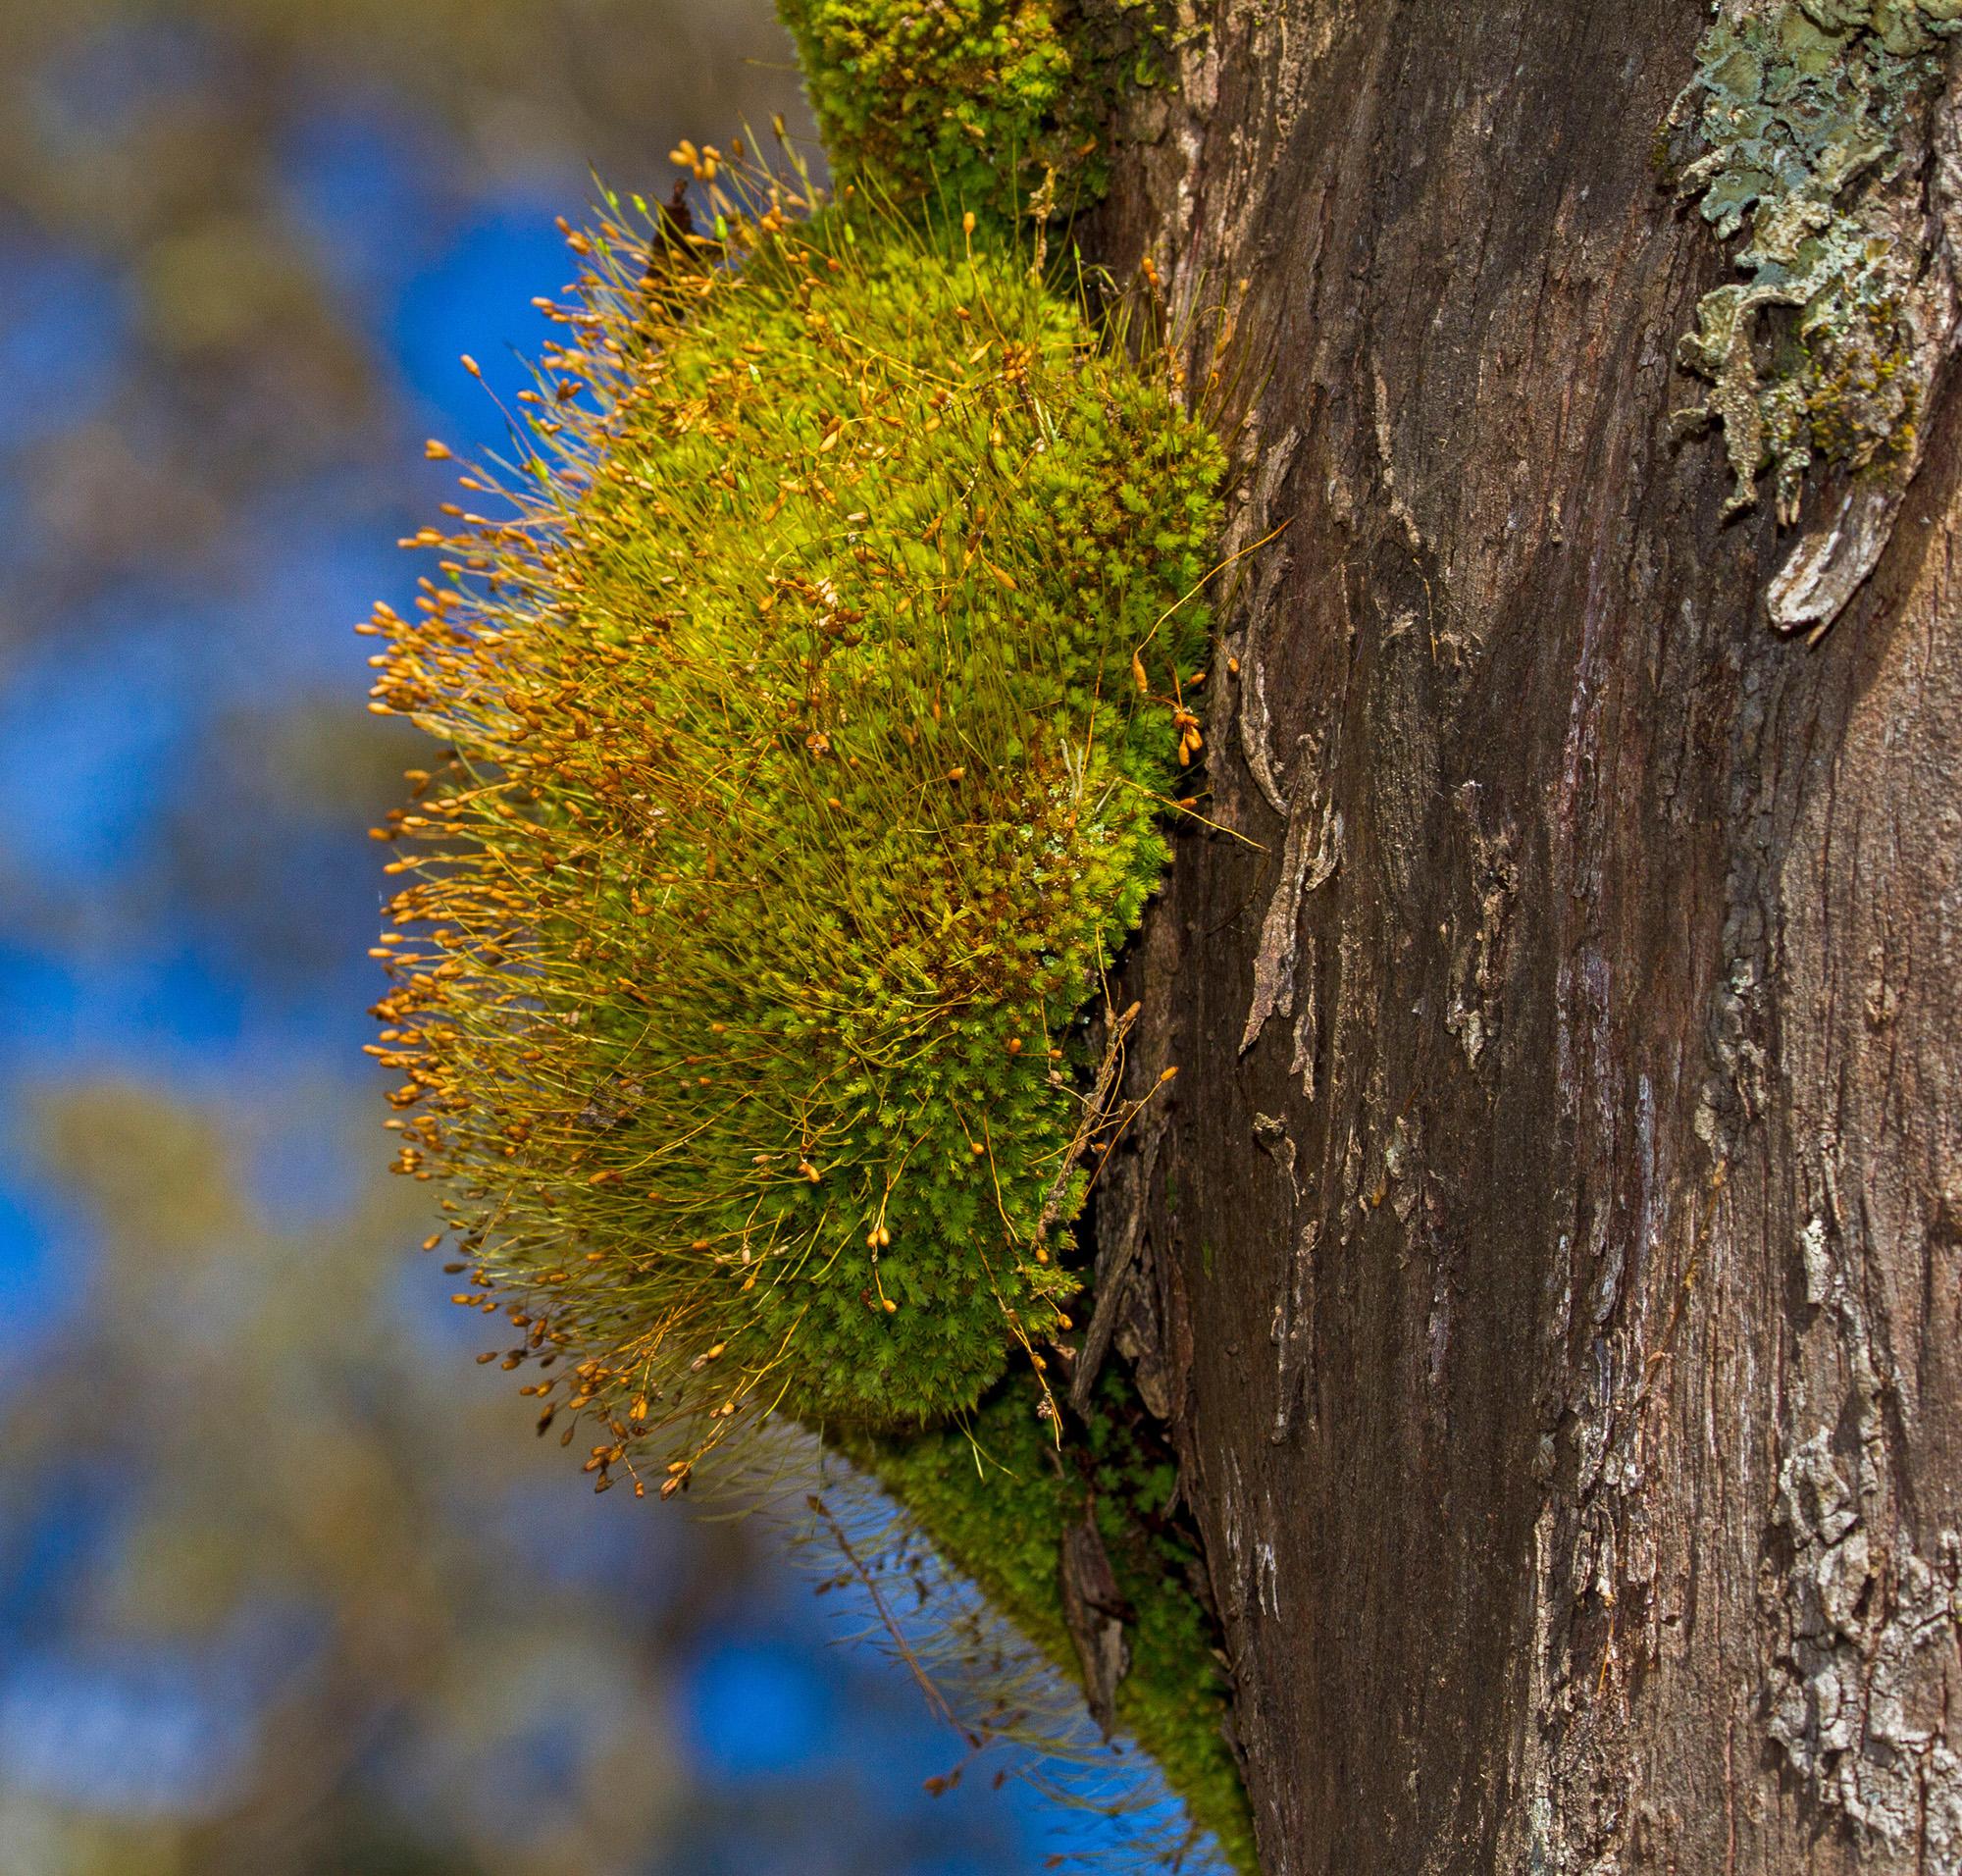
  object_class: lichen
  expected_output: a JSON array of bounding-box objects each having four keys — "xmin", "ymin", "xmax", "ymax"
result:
[
  {"xmin": 776, "ymin": 0, "xmax": 1172, "ymax": 219},
  {"xmin": 1668, "ymin": 0, "xmax": 1959, "ymax": 523}
]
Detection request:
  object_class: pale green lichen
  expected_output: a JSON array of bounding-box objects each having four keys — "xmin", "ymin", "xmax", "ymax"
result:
[{"xmin": 1669, "ymin": 0, "xmax": 1959, "ymax": 521}]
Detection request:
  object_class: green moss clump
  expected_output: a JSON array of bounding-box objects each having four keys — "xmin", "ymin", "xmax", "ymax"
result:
[
  {"xmin": 371, "ymin": 17, "xmax": 1245, "ymax": 1849},
  {"xmin": 369, "ymin": 186, "xmax": 1220, "ymax": 1464},
  {"xmin": 776, "ymin": 0, "xmax": 1169, "ymax": 219},
  {"xmin": 1668, "ymin": 0, "xmax": 1959, "ymax": 520},
  {"xmin": 846, "ymin": 1369, "xmax": 1257, "ymax": 1871}
]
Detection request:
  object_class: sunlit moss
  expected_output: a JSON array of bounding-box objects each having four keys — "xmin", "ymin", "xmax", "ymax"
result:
[
  {"xmin": 776, "ymin": 0, "xmax": 1171, "ymax": 218},
  {"xmin": 365, "ymin": 42, "xmax": 1245, "ymax": 1856},
  {"xmin": 367, "ymin": 179, "xmax": 1220, "ymax": 1478}
]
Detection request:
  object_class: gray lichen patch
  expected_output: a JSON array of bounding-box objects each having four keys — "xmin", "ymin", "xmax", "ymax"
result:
[
  {"xmin": 1768, "ymin": 1433, "xmax": 1962, "ymax": 1857},
  {"xmin": 1668, "ymin": 1, "xmax": 1962, "ymax": 628},
  {"xmin": 1762, "ymin": 1199, "xmax": 1962, "ymax": 1861}
]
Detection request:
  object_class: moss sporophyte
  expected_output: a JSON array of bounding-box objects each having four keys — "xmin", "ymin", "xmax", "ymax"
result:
[{"xmin": 363, "ymin": 159, "xmax": 1249, "ymax": 1865}]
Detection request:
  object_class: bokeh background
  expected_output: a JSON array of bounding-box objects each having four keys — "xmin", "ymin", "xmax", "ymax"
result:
[{"xmin": 0, "ymin": 4, "xmax": 1125, "ymax": 1868}]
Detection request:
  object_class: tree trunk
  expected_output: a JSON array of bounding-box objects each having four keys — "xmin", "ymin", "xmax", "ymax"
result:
[{"xmin": 1082, "ymin": 4, "xmax": 1962, "ymax": 1869}]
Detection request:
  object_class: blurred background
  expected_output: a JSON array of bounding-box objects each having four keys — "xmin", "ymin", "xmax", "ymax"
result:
[{"xmin": 0, "ymin": 4, "xmax": 1123, "ymax": 1869}]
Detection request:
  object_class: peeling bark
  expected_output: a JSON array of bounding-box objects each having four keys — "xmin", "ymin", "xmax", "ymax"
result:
[
  {"xmin": 1082, "ymin": 4, "xmax": 1962, "ymax": 1869},
  {"xmin": 1061, "ymin": 1503, "xmax": 1133, "ymax": 1739}
]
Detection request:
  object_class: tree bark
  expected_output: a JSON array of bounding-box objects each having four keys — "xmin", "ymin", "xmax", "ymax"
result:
[{"xmin": 1083, "ymin": 4, "xmax": 1962, "ymax": 1869}]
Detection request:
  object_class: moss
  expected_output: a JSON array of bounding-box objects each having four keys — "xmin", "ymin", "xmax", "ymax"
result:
[
  {"xmin": 847, "ymin": 1368, "xmax": 1258, "ymax": 1872},
  {"xmin": 1668, "ymin": 0, "xmax": 1959, "ymax": 521},
  {"xmin": 369, "ymin": 186, "xmax": 1219, "ymax": 1464},
  {"xmin": 776, "ymin": 0, "xmax": 1171, "ymax": 220},
  {"xmin": 371, "ymin": 8, "xmax": 1247, "ymax": 1857}
]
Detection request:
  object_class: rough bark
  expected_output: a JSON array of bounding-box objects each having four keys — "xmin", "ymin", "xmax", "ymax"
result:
[{"xmin": 1082, "ymin": 4, "xmax": 1962, "ymax": 1869}]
